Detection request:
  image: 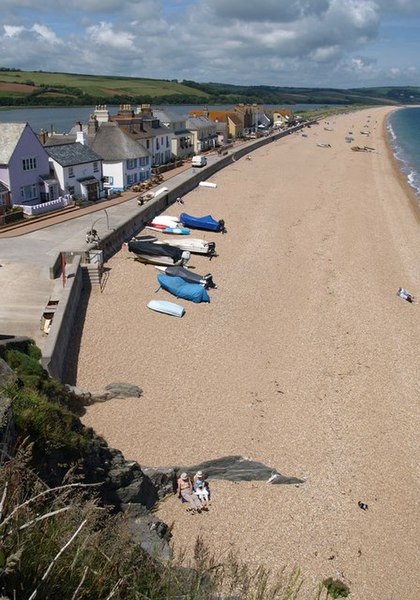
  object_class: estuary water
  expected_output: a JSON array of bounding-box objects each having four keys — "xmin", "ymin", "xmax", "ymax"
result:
[
  {"xmin": 0, "ymin": 103, "xmax": 328, "ymax": 134},
  {"xmin": 387, "ymin": 107, "xmax": 420, "ymax": 199}
]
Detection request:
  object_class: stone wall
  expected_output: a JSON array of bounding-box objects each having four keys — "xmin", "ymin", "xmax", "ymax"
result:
[{"xmin": 41, "ymin": 255, "xmax": 83, "ymax": 380}]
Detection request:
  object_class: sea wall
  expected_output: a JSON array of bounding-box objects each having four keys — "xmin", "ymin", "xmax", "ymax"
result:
[{"xmin": 41, "ymin": 255, "xmax": 83, "ymax": 380}]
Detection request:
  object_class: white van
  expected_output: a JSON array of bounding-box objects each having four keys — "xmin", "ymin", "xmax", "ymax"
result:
[{"xmin": 192, "ymin": 155, "xmax": 207, "ymax": 168}]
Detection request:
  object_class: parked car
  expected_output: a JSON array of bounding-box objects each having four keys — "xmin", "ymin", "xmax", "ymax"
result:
[{"xmin": 191, "ymin": 155, "xmax": 207, "ymax": 168}]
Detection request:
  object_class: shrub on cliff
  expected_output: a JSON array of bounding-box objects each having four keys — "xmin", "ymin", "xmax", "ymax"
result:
[
  {"xmin": 3, "ymin": 344, "xmax": 94, "ymax": 483},
  {"xmin": 0, "ymin": 455, "xmax": 172, "ymax": 600}
]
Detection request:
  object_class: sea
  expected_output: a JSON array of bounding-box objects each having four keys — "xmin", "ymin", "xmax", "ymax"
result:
[{"xmin": 387, "ymin": 107, "xmax": 420, "ymax": 199}]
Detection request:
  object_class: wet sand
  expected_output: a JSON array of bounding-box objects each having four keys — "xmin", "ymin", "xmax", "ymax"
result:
[{"xmin": 76, "ymin": 106, "xmax": 420, "ymax": 599}]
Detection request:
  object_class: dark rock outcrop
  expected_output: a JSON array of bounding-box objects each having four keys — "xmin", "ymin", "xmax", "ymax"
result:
[
  {"xmin": 105, "ymin": 382, "xmax": 143, "ymax": 398},
  {"xmin": 170, "ymin": 455, "xmax": 304, "ymax": 486},
  {"xmin": 65, "ymin": 382, "xmax": 143, "ymax": 406}
]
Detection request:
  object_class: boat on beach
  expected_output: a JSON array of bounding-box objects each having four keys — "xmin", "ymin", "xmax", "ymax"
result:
[
  {"xmin": 155, "ymin": 265, "xmax": 217, "ymax": 289},
  {"xmin": 157, "ymin": 274, "xmax": 210, "ymax": 303},
  {"xmin": 179, "ymin": 212, "xmax": 226, "ymax": 233},
  {"xmin": 147, "ymin": 299, "xmax": 185, "ymax": 317},
  {"xmin": 153, "ymin": 237, "xmax": 216, "ymax": 257},
  {"xmin": 127, "ymin": 240, "xmax": 190, "ymax": 266},
  {"xmin": 147, "ymin": 216, "xmax": 180, "ymax": 229},
  {"xmin": 162, "ymin": 227, "xmax": 191, "ymax": 235}
]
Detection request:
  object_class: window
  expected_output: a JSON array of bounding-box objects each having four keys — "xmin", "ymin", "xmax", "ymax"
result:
[
  {"xmin": 20, "ymin": 184, "xmax": 38, "ymax": 203},
  {"xmin": 127, "ymin": 173, "xmax": 138, "ymax": 186},
  {"xmin": 127, "ymin": 159, "xmax": 137, "ymax": 170},
  {"xmin": 93, "ymin": 161, "xmax": 99, "ymax": 172},
  {"xmin": 166, "ymin": 137, "xmax": 169, "ymax": 148},
  {"xmin": 102, "ymin": 176, "xmax": 114, "ymax": 185},
  {"xmin": 146, "ymin": 140, "xmax": 150, "ymax": 149},
  {"xmin": 0, "ymin": 193, "xmax": 7, "ymax": 206},
  {"xmin": 67, "ymin": 186, "xmax": 75, "ymax": 194},
  {"xmin": 68, "ymin": 166, "xmax": 74, "ymax": 178},
  {"xmin": 22, "ymin": 157, "xmax": 37, "ymax": 171}
]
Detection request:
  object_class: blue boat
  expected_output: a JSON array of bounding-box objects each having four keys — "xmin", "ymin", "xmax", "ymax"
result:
[
  {"xmin": 179, "ymin": 212, "xmax": 226, "ymax": 233},
  {"xmin": 157, "ymin": 274, "xmax": 210, "ymax": 303},
  {"xmin": 162, "ymin": 227, "xmax": 191, "ymax": 235}
]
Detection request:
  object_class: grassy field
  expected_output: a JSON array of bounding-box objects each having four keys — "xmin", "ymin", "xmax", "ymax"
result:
[{"xmin": 0, "ymin": 70, "xmax": 210, "ymax": 99}]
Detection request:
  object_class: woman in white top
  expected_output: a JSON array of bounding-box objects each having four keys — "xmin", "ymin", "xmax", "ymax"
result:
[{"xmin": 193, "ymin": 471, "xmax": 210, "ymax": 510}]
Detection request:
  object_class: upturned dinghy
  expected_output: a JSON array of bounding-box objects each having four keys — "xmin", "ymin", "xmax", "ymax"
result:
[
  {"xmin": 147, "ymin": 299, "xmax": 185, "ymax": 317},
  {"xmin": 146, "ymin": 216, "xmax": 180, "ymax": 230},
  {"xmin": 157, "ymin": 274, "xmax": 210, "ymax": 303},
  {"xmin": 179, "ymin": 213, "xmax": 226, "ymax": 233},
  {"xmin": 155, "ymin": 266, "xmax": 216, "ymax": 289},
  {"xmin": 127, "ymin": 240, "xmax": 190, "ymax": 266},
  {"xmin": 151, "ymin": 215, "xmax": 180, "ymax": 226}
]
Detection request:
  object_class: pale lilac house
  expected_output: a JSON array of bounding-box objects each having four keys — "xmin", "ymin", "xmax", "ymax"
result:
[{"xmin": 0, "ymin": 122, "xmax": 56, "ymax": 206}]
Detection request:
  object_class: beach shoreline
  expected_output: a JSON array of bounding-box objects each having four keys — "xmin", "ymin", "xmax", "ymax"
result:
[
  {"xmin": 76, "ymin": 106, "xmax": 420, "ymax": 599},
  {"xmin": 383, "ymin": 107, "xmax": 420, "ymax": 226}
]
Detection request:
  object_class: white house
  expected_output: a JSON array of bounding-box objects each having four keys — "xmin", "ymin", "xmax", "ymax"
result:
[
  {"xmin": 45, "ymin": 139, "xmax": 104, "ymax": 201},
  {"xmin": 91, "ymin": 121, "xmax": 151, "ymax": 192}
]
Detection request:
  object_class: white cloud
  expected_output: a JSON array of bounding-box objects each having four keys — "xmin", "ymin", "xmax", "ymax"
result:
[
  {"xmin": 86, "ymin": 21, "xmax": 135, "ymax": 51},
  {"xmin": 3, "ymin": 25, "xmax": 24, "ymax": 37},
  {"xmin": 0, "ymin": 0, "xmax": 418, "ymax": 87},
  {"xmin": 31, "ymin": 23, "xmax": 61, "ymax": 44}
]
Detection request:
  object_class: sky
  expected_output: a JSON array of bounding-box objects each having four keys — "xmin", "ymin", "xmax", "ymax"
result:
[{"xmin": 0, "ymin": 0, "xmax": 420, "ymax": 89}]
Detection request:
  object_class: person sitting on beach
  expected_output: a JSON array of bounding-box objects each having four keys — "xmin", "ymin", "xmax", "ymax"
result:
[
  {"xmin": 193, "ymin": 470, "xmax": 210, "ymax": 510},
  {"xmin": 177, "ymin": 472, "xmax": 202, "ymax": 513}
]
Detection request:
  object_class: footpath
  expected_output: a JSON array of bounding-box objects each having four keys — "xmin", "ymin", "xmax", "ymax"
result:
[{"xmin": 0, "ymin": 161, "xmax": 192, "ymax": 238}]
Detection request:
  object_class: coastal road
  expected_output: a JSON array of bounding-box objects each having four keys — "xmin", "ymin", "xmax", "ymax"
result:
[{"xmin": 0, "ymin": 153, "xmax": 228, "ymax": 344}]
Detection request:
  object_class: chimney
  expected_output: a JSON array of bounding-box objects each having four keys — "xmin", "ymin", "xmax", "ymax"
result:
[
  {"xmin": 88, "ymin": 115, "xmax": 99, "ymax": 136},
  {"xmin": 140, "ymin": 104, "xmax": 152, "ymax": 116},
  {"xmin": 76, "ymin": 130, "xmax": 87, "ymax": 145},
  {"xmin": 94, "ymin": 106, "xmax": 110, "ymax": 124}
]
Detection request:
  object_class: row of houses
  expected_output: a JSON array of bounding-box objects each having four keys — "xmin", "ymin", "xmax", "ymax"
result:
[{"xmin": 0, "ymin": 104, "xmax": 296, "ymax": 209}]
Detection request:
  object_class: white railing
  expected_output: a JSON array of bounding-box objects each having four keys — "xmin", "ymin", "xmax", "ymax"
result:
[{"xmin": 17, "ymin": 195, "xmax": 73, "ymax": 216}]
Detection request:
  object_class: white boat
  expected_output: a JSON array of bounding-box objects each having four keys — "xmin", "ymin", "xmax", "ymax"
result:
[
  {"xmin": 154, "ymin": 237, "xmax": 216, "ymax": 256},
  {"xmin": 147, "ymin": 299, "xmax": 185, "ymax": 317},
  {"xmin": 150, "ymin": 215, "xmax": 180, "ymax": 227}
]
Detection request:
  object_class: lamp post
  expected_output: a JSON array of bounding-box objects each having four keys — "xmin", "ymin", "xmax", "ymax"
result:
[{"xmin": 86, "ymin": 209, "xmax": 111, "ymax": 244}]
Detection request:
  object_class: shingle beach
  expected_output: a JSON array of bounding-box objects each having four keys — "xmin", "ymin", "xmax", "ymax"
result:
[{"xmin": 76, "ymin": 107, "xmax": 420, "ymax": 599}]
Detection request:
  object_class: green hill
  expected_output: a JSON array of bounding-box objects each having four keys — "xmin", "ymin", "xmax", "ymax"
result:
[
  {"xmin": 1, "ymin": 68, "xmax": 420, "ymax": 107},
  {"xmin": 0, "ymin": 69, "xmax": 210, "ymax": 106}
]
